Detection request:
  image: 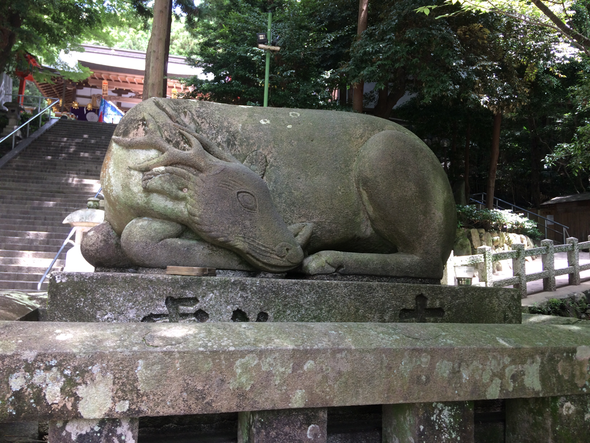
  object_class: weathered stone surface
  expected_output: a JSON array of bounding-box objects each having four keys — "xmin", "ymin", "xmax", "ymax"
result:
[
  {"xmin": 505, "ymin": 395, "xmax": 590, "ymax": 442},
  {"xmin": 383, "ymin": 401, "xmax": 474, "ymax": 442},
  {"xmin": 83, "ymin": 98, "xmax": 456, "ymax": 279},
  {"xmin": 1, "ymin": 321, "xmax": 590, "ymax": 422},
  {"xmin": 47, "ymin": 272, "xmax": 521, "ymax": 324},
  {"xmin": 0, "ymin": 291, "xmax": 46, "ymax": 321},
  {"xmin": 0, "ymin": 421, "xmax": 38, "ymax": 441},
  {"xmin": 238, "ymin": 408, "xmax": 327, "ymax": 443},
  {"xmin": 48, "ymin": 418, "xmax": 138, "ymax": 443},
  {"xmin": 453, "ymin": 229, "xmax": 472, "ymax": 256}
]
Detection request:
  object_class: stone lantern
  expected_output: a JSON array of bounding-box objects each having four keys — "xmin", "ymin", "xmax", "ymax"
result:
[{"xmin": 62, "ymin": 198, "xmax": 104, "ymax": 272}]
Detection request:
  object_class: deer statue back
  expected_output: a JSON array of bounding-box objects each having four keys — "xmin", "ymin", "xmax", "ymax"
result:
[{"xmin": 82, "ymin": 98, "xmax": 456, "ymax": 279}]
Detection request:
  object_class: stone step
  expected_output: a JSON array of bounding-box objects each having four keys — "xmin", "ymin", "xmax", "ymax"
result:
[
  {"xmin": 0, "ymin": 280, "xmax": 48, "ymax": 291},
  {"xmin": 0, "ymin": 174, "xmax": 102, "ymax": 184},
  {"xmin": 2, "ymin": 159, "xmax": 105, "ymax": 168},
  {"xmin": 0, "ymin": 211, "xmax": 83, "ymax": 222},
  {"xmin": 0, "ymin": 218, "xmax": 72, "ymax": 227},
  {"xmin": 0, "ymin": 176, "xmax": 101, "ymax": 185},
  {"xmin": 0, "ymin": 235, "xmax": 67, "ymax": 247},
  {"xmin": 0, "ymin": 272, "xmax": 47, "ymax": 282},
  {"xmin": 0, "ymin": 215, "xmax": 76, "ymax": 225},
  {"xmin": 0, "ymin": 186, "xmax": 100, "ymax": 196},
  {"xmin": 0, "ymin": 249, "xmax": 64, "ymax": 260},
  {"xmin": 0, "ymin": 256, "xmax": 65, "ymax": 267},
  {"xmin": 0, "ymin": 230, "xmax": 72, "ymax": 240},
  {"xmin": 0, "ymin": 167, "xmax": 103, "ymax": 176},
  {"xmin": 0, "ymin": 202, "xmax": 88, "ymax": 211},
  {"xmin": 0, "ymin": 244, "xmax": 65, "ymax": 253},
  {"xmin": 0, "ymin": 222, "xmax": 75, "ymax": 233},
  {"xmin": 0, "ymin": 193, "xmax": 100, "ymax": 203},
  {"xmin": 0, "ymin": 120, "xmax": 112, "ymax": 291},
  {"xmin": 0, "ymin": 264, "xmax": 53, "ymax": 275},
  {"xmin": 0, "ymin": 197, "xmax": 96, "ymax": 207}
]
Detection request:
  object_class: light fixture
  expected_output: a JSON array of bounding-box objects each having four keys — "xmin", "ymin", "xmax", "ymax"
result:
[{"xmin": 256, "ymin": 33, "xmax": 268, "ymax": 45}]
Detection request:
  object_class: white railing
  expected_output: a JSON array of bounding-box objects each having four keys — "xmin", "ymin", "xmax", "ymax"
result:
[{"xmin": 446, "ymin": 236, "xmax": 590, "ymax": 297}]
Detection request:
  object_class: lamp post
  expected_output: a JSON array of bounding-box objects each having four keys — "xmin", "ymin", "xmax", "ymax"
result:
[
  {"xmin": 264, "ymin": 11, "xmax": 271, "ymax": 107},
  {"xmin": 257, "ymin": 12, "xmax": 280, "ymax": 107}
]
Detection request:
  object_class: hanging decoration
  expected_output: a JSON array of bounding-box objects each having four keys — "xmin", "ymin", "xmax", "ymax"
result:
[
  {"xmin": 72, "ymin": 101, "xmax": 79, "ymax": 109},
  {"xmin": 102, "ymin": 79, "xmax": 108, "ymax": 97},
  {"xmin": 87, "ymin": 103, "xmax": 93, "ymax": 111}
]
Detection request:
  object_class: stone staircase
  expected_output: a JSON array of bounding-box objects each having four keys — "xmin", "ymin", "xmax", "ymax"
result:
[{"xmin": 0, "ymin": 120, "xmax": 115, "ymax": 291}]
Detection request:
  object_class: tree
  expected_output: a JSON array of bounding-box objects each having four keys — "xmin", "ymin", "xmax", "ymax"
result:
[
  {"xmin": 545, "ymin": 63, "xmax": 590, "ymax": 184},
  {"xmin": 343, "ymin": 0, "xmax": 489, "ymax": 119},
  {"xmin": 0, "ymin": 1, "xmax": 145, "ymax": 81},
  {"xmin": 143, "ymin": 0, "xmax": 172, "ymax": 99},
  {"xmin": 142, "ymin": 0, "xmax": 200, "ymax": 99},
  {"xmin": 352, "ymin": 0, "xmax": 368, "ymax": 112},
  {"xmin": 183, "ymin": 0, "xmax": 356, "ymax": 107},
  {"xmin": 418, "ymin": 0, "xmax": 590, "ymax": 55},
  {"xmin": 105, "ymin": 13, "xmax": 198, "ymax": 56}
]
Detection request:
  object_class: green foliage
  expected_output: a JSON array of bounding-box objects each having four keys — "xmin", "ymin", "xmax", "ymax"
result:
[
  {"xmin": 19, "ymin": 112, "xmax": 49, "ymax": 132},
  {"xmin": 96, "ymin": 15, "xmax": 197, "ymax": 56},
  {"xmin": 544, "ymin": 66, "xmax": 590, "ymax": 179},
  {"xmin": 417, "ymin": 0, "xmax": 590, "ymax": 56},
  {"xmin": 529, "ymin": 296, "xmax": 589, "ymax": 318},
  {"xmin": 0, "ymin": 1, "xmax": 145, "ymax": 81},
  {"xmin": 457, "ymin": 205, "xmax": 543, "ymax": 239},
  {"xmin": 183, "ymin": 0, "xmax": 356, "ymax": 107}
]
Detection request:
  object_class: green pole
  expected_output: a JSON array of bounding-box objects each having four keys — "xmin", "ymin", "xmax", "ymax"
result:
[{"xmin": 263, "ymin": 11, "xmax": 271, "ymax": 107}]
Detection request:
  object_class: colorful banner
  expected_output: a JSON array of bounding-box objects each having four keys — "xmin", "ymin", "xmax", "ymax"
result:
[{"xmin": 98, "ymin": 99, "xmax": 124, "ymax": 124}]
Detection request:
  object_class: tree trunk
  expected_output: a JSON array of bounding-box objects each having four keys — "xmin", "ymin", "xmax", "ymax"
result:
[
  {"xmin": 373, "ymin": 86, "xmax": 389, "ymax": 117},
  {"xmin": 529, "ymin": 117, "xmax": 542, "ymax": 208},
  {"xmin": 352, "ymin": 0, "xmax": 368, "ymax": 113},
  {"xmin": 339, "ymin": 85, "xmax": 347, "ymax": 107},
  {"xmin": 162, "ymin": 1, "xmax": 173, "ymax": 97},
  {"xmin": 486, "ymin": 112, "xmax": 502, "ymax": 209},
  {"xmin": 464, "ymin": 121, "xmax": 471, "ymax": 199},
  {"xmin": 143, "ymin": 0, "xmax": 171, "ymax": 100},
  {"xmin": 0, "ymin": 11, "xmax": 23, "ymax": 77}
]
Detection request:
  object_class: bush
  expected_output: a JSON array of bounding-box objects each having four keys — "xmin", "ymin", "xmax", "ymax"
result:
[
  {"xmin": 529, "ymin": 295, "xmax": 589, "ymax": 318},
  {"xmin": 457, "ymin": 205, "xmax": 543, "ymax": 240},
  {"xmin": 19, "ymin": 112, "xmax": 49, "ymax": 132}
]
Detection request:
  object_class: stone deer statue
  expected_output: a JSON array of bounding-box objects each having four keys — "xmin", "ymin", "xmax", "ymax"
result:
[{"xmin": 82, "ymin": 98, "xmax": 456, "ymax": 279}]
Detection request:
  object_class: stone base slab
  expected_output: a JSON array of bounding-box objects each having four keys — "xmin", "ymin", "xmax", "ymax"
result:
[
  {"xmin": 47, "ymin": 272, "xmax": 521, "ymax": 324},
  {"xmin": 1, "ymin": 321, "xmax": 590, "ymax": 421}
]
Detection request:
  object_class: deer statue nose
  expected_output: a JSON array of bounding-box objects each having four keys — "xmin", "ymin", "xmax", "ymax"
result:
[{"xmin": 275, "ymin": 242, "xmax": 304, "ymax": 264}]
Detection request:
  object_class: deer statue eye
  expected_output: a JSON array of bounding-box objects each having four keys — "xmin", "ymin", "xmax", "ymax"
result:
[{"xmin": 237, "ymin": 191, "xmax": 257, "ymax": 211}]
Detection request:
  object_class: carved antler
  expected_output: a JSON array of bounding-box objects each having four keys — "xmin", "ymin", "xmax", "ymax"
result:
[{"xmin": 112, "ymin": 123, "xmax": 238, "ymax": 173}]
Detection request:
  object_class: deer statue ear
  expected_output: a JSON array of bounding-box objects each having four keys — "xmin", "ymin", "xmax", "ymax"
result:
[{"xmin": 243, "ymin": 151, "xmax": 268, "ymax": 178}]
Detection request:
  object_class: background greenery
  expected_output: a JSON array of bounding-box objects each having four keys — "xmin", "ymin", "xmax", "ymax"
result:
[{"xmin": 3, "ymin": 0, "xmax": 590, "ymax": 212}]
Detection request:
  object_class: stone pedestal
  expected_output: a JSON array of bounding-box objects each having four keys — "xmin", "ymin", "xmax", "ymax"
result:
[
  {"xmin": 238, "ymin": 408, "xmax": 327, "ymax": 443},
  {"xmin": 505, "ymin": 394, "xmax": 590, "ymax": 442},
  {"xmin": 383, "ymin": 401, "xmax": 474, "ymax": 442},
  {"xmin": 49, "ymin": 418, "xmax": 138, "ymax": 443},
  {"xmin": 47, "ymin": 272, "xmax": 521, "ymax": 324}
]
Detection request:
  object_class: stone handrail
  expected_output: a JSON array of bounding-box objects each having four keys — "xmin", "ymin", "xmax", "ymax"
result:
[
  {"xmin": 1, "ymin": 320, "xmax": 590, "ymax": 442},
  {"xmin": 449, "ymin": 236, "xmax": 590, "ymax": 297}
]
